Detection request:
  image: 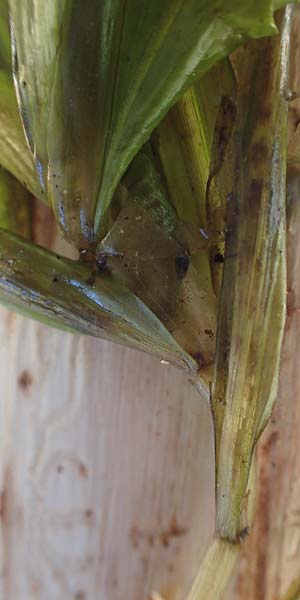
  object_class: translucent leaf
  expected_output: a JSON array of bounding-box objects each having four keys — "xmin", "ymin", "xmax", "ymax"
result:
[
  {"xmin": 98, "ymin": 197, "xmax": 217, "ymax": 381},
  {"xmin": 97, "ymin": 144, "xmax": 218, "ymax": 381},
  {"xmin": 0, "ymin": 227, "xmax": 198, "ymax": 374}
]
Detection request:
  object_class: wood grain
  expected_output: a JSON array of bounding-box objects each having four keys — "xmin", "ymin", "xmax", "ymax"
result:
[{"xmin": 0, "ymin": 309, "xmax": 214, "ymax": 600}]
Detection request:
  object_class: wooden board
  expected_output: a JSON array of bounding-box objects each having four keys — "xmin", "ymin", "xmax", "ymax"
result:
[{"xmin": 0, "ymin": 309, "xmax": 214, "ymax": 600}]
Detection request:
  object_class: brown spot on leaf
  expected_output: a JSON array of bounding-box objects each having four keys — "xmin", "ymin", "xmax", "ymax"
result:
[
  {"xmin": 79, "ymin": 248, "xmax": 95, "ymax": 264},
  {"xmin": 193, "ymin": 352, "xmax": 208, "ymax": 370},
  {"xmin": 204, "ymin": 329, "xmax": 214, "ymax": 339},
  {"xmin": 258, "ymin": 105, "xmax": 272, "ymax": 124},
  {"xmin": 250, "ymin": 142, "xmax": 269, "ymax": 166},
  {"xmin": 206, "ymin": 95, "xmax": 237, "ymax": 195},
  {"xmin": 85, "ymin": 270, "xmax": 97, "ymax": 286},
  {"xmin": 96, "ymin": 255, "xmax": 111, "ymax": 274},
  {"xmin": 248, "ymin": 179, "xmax": 263, "ymax": 210},
  {"xmin": 175, "ymin": 254, "xmax": 190, "ymax": 279},
  {"xmin": 214, "ymin": 252, "xmax": 224, "ymax": 264},
  {"xmin": 237, "ymin": 526, "xmax": 250, "ymax": 542}
]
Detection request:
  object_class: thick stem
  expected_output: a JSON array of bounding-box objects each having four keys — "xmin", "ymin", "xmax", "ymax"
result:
[
  {"xmin": 186, "ymin": 539, "xmax": 238, "ymax": 600},
  {"xmin": 226, "ymin": 162, "xmax": 300, "ymax": 600},
  {"xmin": 212, "ymin": 6, "xmax": 291, "ymax": 541}
]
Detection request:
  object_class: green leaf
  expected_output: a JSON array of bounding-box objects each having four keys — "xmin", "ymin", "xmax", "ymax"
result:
[
  {"xmin": 123, "ymin": 144, "xmax": 178, "ymax": 235},
  {"xmin": 151, "ymin": 58, "xmax": 236, "ymax": 295},
  {"xmin": 0, "ymin": 227, "xmax": 198, "ymax": 373},
  {"xmin": 9, "ymin": 0, "xmax": 67, "ymax": 193},
  {"xmin": 152, "ymin": 59, "xmax": 236, "ymax": 232},
  {"xmin": 0, "ymin": 2, "xmax": 42, "ymax": 199},
  {"xmin": 0, "ymin": 0, "xmax": 11, "ymax": 70},
  {"xmin": 9, "ymin": 0, "xmax": 288, "ymax": 247},
  {"xmin": 0, "ymin": 165, "xmax": 32, "ymax": 237},
  {"xmin": 0, "ymin": 71, "xmax": 42, "ymax": 199}
]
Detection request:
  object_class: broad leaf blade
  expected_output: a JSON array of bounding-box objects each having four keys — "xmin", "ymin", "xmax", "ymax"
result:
[
  {"xmin": 9, "ymin": 0, "xmax": 287, "ymax": 247},
  {"xmin": 9, "ymin": 0, "xmax": 67, "ymax": 191},
  {"xmin": 0, "ymin": 227, "xmax": 198, "ymax": 373},
  {"xmin": 92, "ymin": 0, "xmax": 284, "ymax": 237},
  {"xmin": 0, "ymin": 1, "xmax": 42, "ymax": 199},
  {"xmin": 152, "ymin": 59, "xmax": 236, "ymax": 231},
  {"xmin": 152, "ymin": 58, "xmax": 236, "ymax": 295},
  {"xmin": 0, "ymin": 71, "xmax": 41, "ymax": 199}
]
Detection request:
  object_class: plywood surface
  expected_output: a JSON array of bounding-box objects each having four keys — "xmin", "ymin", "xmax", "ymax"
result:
[{"xmin": 0, "ymin": 310, "xmax": 214, "ymax": 600}]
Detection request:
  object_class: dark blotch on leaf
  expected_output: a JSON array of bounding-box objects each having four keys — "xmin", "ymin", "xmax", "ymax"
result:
[
  {"xmin": 175, "ymin": 254, "xmax": 190, "ymax": 279},
  {"xmin": 249, "ymin": 179, "xmax": 263, "ymax": 209},
  {"xmin": 193, "ymin": 352, "xmax": 207, "ymax": 369},
  {"xmin": 80, "ymin": 248, "xmax": 96, "ymax": 264},
  {"xmin": 96, "ymin": 255, "xmax": 111, "ymax": 275},
  {"xmin": 236, "ymin": 526, "xmax": 250, "ymax": 542},
  {"xmin": 250, "ymin": 141, "xmax": 269, "ymax": 165},
  {"xmin": 214, "ymin": 252, "xmax": 224, "ymax": 264},
  {"xmin": 86, "ymin": 273, "xmax": 96, "ymax": 286},
  {"xmin": 204, "ymin": 329, "xmax": 214, "ymax": 339}
]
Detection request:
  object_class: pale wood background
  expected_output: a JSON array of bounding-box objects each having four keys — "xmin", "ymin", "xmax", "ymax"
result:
[{"xmin": 0, "ymin": 307, "xmax": 214, "ymax": 600}]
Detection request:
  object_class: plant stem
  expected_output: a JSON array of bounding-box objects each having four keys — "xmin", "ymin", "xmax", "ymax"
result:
[
  {"xmin": 212, "ymin": 6, "xmax": 291, "ymax": 541},
  {"xmin": 186, "ymin": 538, "xmax": 239, "ymax": 600}
]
